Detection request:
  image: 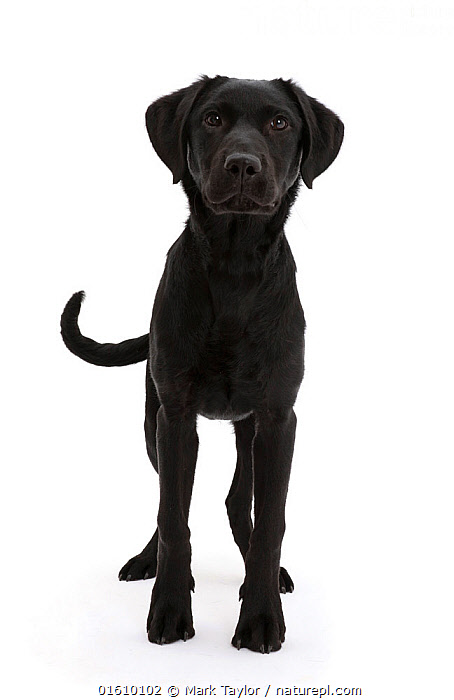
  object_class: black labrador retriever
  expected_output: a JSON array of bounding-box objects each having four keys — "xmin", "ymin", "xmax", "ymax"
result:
[{"xmin": 61, "ymin": 76, "xmax": 343, "ymax": 653}]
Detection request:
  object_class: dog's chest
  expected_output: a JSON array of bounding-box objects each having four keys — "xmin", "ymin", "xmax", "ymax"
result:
[{"xmin": 197, "ymin": 273, "xmax": 263, "ymax": 420}]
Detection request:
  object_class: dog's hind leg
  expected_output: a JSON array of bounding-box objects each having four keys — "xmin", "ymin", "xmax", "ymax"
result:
[
  {"xmin": 119, "ymin": 363, "xmax": 160, "ymax": 582},
  {"xmin": 227, "ymin": 414, "xmax": 294, "ymax": 595},
  {"xmin": 226, "ymin": 415, "xmax": 255, "ymax": 560}
]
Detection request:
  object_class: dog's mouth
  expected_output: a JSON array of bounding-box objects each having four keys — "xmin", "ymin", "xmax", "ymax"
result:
[{"xmin": 204, "ymin": 193, "xmax": 279, "ymax": 215}]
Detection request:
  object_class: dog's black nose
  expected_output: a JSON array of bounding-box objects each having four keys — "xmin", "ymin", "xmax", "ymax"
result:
[{"xmin": 224, "ymin": 152, "xmax": 262, "ymax": 178}]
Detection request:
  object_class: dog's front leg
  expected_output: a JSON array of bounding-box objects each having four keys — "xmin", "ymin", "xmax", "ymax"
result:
[
  {"xmin": 232, "ymin": 408, "xmax": 296, "ymax": 653},
  {"xmin": 147, "ymin": 406, "xmax": 198, "ymax": 645}
]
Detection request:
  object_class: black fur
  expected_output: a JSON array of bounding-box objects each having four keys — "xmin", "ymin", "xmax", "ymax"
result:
[{"xmin": 61, "ymin": 76, "xmax": 343, "ymax": 653}]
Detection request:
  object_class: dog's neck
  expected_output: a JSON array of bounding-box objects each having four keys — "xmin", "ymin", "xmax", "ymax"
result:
[{"xmin": 182, "ymin": 178, "xmax": 300, "ymax": 275}]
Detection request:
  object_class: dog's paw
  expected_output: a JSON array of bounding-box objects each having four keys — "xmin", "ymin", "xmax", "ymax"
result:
[
  {"xmin": 232, "ymin": 593, "xmax": 285, "ymax": 653},
  {"xmin": 279, "ymin": 566, "xmax": 294, "ymax": 594},
  {"xmin": 147, "ymin": 598, "xmax": 195, "ymax": 645},
  {"xmin": 118, "ymin": 554, "xmax": 157, "ymax": 582}
]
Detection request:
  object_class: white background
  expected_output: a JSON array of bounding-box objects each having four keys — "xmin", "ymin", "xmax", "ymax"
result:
[{"xmin": 1, "ymin": 1, "xmax": 453, "ymax": 698}]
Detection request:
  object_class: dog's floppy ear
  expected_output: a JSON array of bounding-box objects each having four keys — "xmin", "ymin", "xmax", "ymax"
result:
[
  {"xmin": 284, "ymin": 81, "xmax": 344, "ymax": 189},
  {"xmin": 145, "ymin": 76, "xmax": 214, "ymax": 184}
]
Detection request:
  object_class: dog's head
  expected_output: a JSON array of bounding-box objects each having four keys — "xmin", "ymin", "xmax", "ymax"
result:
[{"xmin": 146, "ymin": 76, "xmax": 343, "ymax": 215}]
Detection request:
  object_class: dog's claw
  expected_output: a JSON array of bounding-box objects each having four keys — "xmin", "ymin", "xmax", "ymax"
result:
[
  {"xmin": 126, "ymin": 574, "xmax": 132, "ymax": 582},
  {"xmin": 183, "ymin": 631, "xmax": 189, "ymax": 642},
  {"xmin": 260, "ymin": 644, "xmax": 265, "ymax": 654},
  {"xmin": 278, "ymin": 566, "xmax": 294, "ymax": 594},
  {"xmin": 236, "ymin": 639, "xmax": 242, "ymax": 650},
  {"xmin": 144, "ymin": 572, "xmax": 150, "ymax": 580}
]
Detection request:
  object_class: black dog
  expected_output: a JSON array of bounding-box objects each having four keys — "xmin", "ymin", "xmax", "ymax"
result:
[{"xmin": 61, "ymin": 76, "xmax": 343, "ymax": 653}]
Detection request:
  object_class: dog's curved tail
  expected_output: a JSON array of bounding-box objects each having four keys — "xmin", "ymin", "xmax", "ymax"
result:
[{"xmin": 60, "ymin": 291, "xmax": 149, "ymax": 367}]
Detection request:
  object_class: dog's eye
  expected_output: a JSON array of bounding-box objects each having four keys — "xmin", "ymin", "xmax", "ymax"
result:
[
  {"xmin": 205, "ymin": 112, "xmax": 222, "ymax": 127},
  {"xmin": 270, "ymin": 116, "xmax": 289, "ymax": 131}
]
